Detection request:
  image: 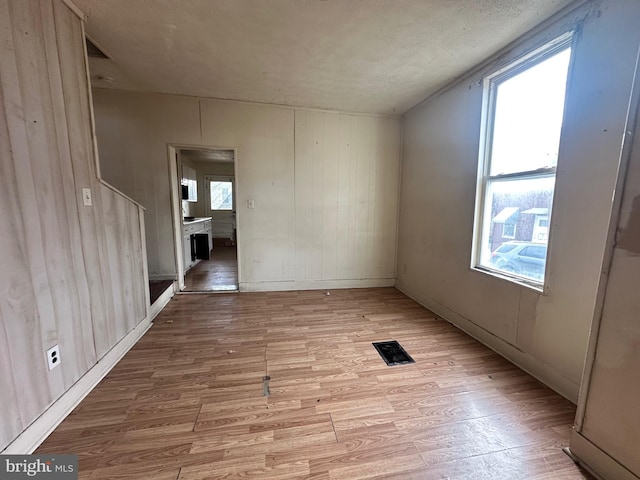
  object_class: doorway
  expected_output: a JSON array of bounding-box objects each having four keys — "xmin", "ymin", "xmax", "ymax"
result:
[{"xmin": 170, "ymin": 145, "xmax": 239, "ymax": 292}]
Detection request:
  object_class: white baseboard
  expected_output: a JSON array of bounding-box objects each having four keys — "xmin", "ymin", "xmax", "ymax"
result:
[
  {"xmin": 569, "ymin": 431, "xmax": 639, "ymax": 480},
  {"xmin": 394, "ymin": 280, "xmax": 580, "ymax": 403},
  {"xmin": 1, "ymin": 317, "xmax": 153, "ymax": 454},
  {"xmin": 240, "ymin": 278, "xmax": 395, "ymax": 292},
  {"xmin": 150, "ymin": 281, "xmax": 175, "ymax": 320}
]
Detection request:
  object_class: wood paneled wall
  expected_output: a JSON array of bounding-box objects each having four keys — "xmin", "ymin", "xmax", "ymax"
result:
[
  {"xmin": 92, "ymin": 90, "xmax": 403, "ymax": 289},
  {"xmin": 0, "ymin": 0, "xmax": 148, "ymax": 451},
  {"xmin": 395, "ymin": 0, "xmax": 640, "ymax": 402},
  {"xmin": 294, "ymin": 110, "xmax": 400, "ymax": 281},
  {"xmin": 572, "ymin": 48, "xmax": 640, "ymax": 477}
]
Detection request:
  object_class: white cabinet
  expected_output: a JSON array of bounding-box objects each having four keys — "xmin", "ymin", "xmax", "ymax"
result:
[
  {"xmin": 182, "ymin": 218, "xmax": 212, "ymax": 272},
  {"xmin": 183, "ymin": 232, "xmax": 192, "ymax": 271},
  {"xmin": 204, "ymin": 220, "xmax": 213, "ymax": 252},
  {"xmin": 182, "ymin": 165, "xmax": 197, "ymax": 202}
]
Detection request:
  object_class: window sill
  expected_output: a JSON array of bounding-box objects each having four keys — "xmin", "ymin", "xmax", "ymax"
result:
[{"xmin": 471, "ymin": 266, "xmax": 548, "ymax": 295}]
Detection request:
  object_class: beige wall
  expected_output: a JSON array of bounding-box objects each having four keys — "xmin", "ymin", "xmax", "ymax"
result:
[
  {"xmin": 93, "ymin": 91, "xmax": 402, "ymax": 290},
  {"xmin": 396, "ymin": 0, "xmax": 640, "ymax": 402},
  {"xmin": 571, "ymin": 49, "xmax": 640, "ymax": 478},
  {"xmin": 0, "ymin": 0, "xmax": 148, "ymax": 451},
  {"xmin": 294, "ymin": 110, "xmax": 400, "ymax": 282}
]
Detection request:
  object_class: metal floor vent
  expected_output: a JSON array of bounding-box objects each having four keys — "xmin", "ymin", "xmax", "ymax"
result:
[{"xmin": 372, "ymin": 341, "xmax": 415, "ymax": 366}]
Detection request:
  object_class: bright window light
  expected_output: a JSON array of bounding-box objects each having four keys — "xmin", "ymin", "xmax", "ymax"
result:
[
  {"xmin": 473, "ymin": 36, "xmax": 572, "ymax": 287},
  {"xmin": 210, "ymin": 181, "xmax": 233, "ymax": 211}
]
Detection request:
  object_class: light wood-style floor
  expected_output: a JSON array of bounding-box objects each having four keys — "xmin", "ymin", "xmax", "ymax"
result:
[
  {"xmin": 184, "ymin": 246, "xmax": 238, "ymax": 292},
  {"xmin": 36, "ymin": 288, "xmax": 592, "ymax": 479}
]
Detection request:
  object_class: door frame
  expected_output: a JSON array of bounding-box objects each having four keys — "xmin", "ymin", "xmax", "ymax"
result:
[{"xmin": 167, "ymin": 144, "xmax": 240, "ymax": 291}]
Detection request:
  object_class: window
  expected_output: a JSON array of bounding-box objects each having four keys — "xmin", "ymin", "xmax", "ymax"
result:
[
  {"xmin": 494, "ymin": 243, "xmax": 519, "ymax": 254},
  {"xmin": 519, "ymin": 246, "xmax": 546, "ymax": 259},
  {"xmin": 209, "ymin": 180, "xmax": 233, "ymax": 211},
  {"xmin": 502, "ymin": 223, "xmax": 516, "ymax": 239},
  {"xmin": 473, "ymin": 34, "xmax": 572, "ymax": 287}
]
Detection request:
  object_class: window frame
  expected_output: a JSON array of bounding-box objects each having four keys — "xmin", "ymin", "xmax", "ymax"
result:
[
  {"xmin": 471, "ymin": 32, "xmax": 574, "ymax": 292},
  {"xmin": 501, "ymin": 223, "xmax": 517, "ymax": 239},
  {"xmin": 205, "ymin": 175, "xmax": 235, "ymax": 212}
]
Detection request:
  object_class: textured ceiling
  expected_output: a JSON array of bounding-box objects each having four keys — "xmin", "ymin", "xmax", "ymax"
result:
[{"xmin": 76, "ymin": 0, "xmax": 576, "ymax": 115}]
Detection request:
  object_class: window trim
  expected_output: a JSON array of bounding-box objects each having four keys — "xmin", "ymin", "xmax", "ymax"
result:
[
  {"xmin": 205, "ymin": 175, "xmax": 235, "ymax": 212},
  {"xmin": 471, "ymin": 32, "xmax": 574, "ymax": 293},
  {"xmin": 501, "ymin": 223, "xmax": 516, "ymax": 240}
]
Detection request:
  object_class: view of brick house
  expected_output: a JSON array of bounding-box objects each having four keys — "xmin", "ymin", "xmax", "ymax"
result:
[{"xmin": 488, "ymin": 183, "xmax": 553, "ymax": 254}]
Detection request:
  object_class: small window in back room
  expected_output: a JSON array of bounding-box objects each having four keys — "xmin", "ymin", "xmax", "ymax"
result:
[
  {"xmin": 472, "ymin": 33, "xmax": 573, "ymax": 288},
  {"xmin": 210, "ymin": 180, "xmax": 233, "ymax": 211}
]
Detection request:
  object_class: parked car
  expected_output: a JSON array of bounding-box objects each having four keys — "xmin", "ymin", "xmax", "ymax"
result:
[{"xmin": 489, "ymin": 241, "xmax": 548, "ymax": 281}]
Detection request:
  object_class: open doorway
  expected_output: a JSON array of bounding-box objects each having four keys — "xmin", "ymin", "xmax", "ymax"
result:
[{"xmin": 170, "ymin": 146, "xmax": 239, "ymax": 292}]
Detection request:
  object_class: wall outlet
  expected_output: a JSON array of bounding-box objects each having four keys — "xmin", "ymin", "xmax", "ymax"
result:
[
  {"xmin": 246, "ymin": 199, "xmax": 255, "ymax": 209},
  {"xmin": 46, "ymin": 345, "xmax": 60, "ymax": 370},
  {"xmin": 82, "ymin": 187, "xmax": 92, "ymax": 206}
]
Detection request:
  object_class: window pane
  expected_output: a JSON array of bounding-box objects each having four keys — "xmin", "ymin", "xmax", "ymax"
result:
[
  {"xmin": 490, "ymin": 48, "xmax": 571, "ymax": 176},
  {"xmin": 520, "ymin": 246, "xmax": 546, "ymax": 259},
  {"xmin": 210, "ymin": 181, "xmax": 233, "ymax": 210},
  {"xmin": 502, "ymin": 223, "xmax": 516, "ymax": 238},
  {"xmin": 480, "ymin": 176, "xmax": 553, "ymax": 282},
  {"xmin": 495, "ymin": 243, "xmax": 518, "ymax": 254}
]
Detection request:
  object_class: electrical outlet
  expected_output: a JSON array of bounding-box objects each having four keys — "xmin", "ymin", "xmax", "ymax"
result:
[{"xmin": 47, "ymin": 345, "xmax": 60, "ymax": 370}]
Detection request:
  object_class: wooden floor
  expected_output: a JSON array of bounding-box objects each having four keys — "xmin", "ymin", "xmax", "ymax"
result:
[
  {"xmin": 184, "ymin": 246, "xmax": 238, "ymax": 292},
  {"xmin": 36, "ymin": 288, "xmax": 592, "ymax": 479}
]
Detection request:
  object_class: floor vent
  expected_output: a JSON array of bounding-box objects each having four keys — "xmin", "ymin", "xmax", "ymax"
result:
[
  {"xmin": 372, "ymin": 341, "xmax": 415, "ymax": 366},
  {"xmin": 262, "ymin": 375, "xmax": 271, "ymax": 396}
]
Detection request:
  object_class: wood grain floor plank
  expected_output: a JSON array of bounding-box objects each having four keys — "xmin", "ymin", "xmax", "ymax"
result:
[
  {"xmin": 35, "ymin": 288, "xmax": 592, "ymax": 479},
  {"xmin": 183, "ymin": 246, "xmax": 238, "ymax": 292},
  {"xmin": 326, "ymin": 453, "xmax": 425, "ymax": 480}
]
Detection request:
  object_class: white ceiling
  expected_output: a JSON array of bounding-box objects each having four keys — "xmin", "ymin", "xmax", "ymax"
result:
[
  {"xmin": 76, "ymin": 0, "xmax": 576, "ymax": 115},
  {"xmin": 181, "ymin": 149, "xmax": 235, "ymax": 163}
]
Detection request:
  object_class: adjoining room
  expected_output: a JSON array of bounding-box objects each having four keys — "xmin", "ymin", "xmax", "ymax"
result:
[{"xmin": 179, "ymin": 147, "xmax": 238, "ymax": 292}]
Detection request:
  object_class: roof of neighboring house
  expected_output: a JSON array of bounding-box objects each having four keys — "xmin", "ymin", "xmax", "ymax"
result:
[
  {"xmin": 493, "ymin": 207, "xmax": 519, "ymax": 223},
  {"xmin": 522, "ymin": 207, "xmax": 549, "ymax": 215}
]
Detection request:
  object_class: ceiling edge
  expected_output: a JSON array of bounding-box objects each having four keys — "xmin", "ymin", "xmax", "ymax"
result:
[
  {"xmin": 90, "ymin": 86, "xmax": 404, "ymax": 119},
  {"xmin": 404, "ymin": 0, "xmax": 594, "ymax": 118},
  {"xmin": 62, "ymin": 0, "xmax": 85, "ymax": 20}
]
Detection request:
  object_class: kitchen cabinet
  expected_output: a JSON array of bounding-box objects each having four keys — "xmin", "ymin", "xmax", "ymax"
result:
[
  {"xmin": 182, "ymin": 232, "xmax": 192, "ymax": 271},
  {"xmin": 182, "ymin": 217, "xmax": 212, "ymax": 272},
  {"xmin": 204, "ymin": 220, "xmax": 213, "ymax": 252},
  {"xmin": 182, "ymin": 165, "xmax": 198, "ymax": 202}
]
